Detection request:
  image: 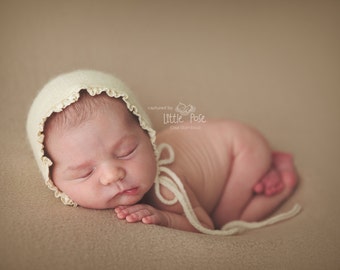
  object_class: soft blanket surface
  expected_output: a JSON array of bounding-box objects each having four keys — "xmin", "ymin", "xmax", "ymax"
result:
[{"xmin": 1, "ymin": 1, "xmax": 339, "ymax": 269}]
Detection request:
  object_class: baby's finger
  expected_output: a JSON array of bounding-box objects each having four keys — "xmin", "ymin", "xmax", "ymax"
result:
[
  {"xmin": 114, "ymin": 206, "xmax": 130, "ymax": 219},
  {"xmin": 114, "ymin": 205, "xmax": 128, "ymax": 214},
  {"xmin": 126, "ymin": 209, "xmax": 152, "ymax": 223},
  {"xmin": 142, "ymin": 214, "xmax": 161, "ymax": 225},
  {"xmin": 115, "ymin": 205, "xmax": 129, "ymax": 210},
  {"xmin": 115, "ymin": 204, "xmax": 144, "ymax": 218},
  {"xmin": 117, "ymin": 204, "xmax": 151, "ymax": 215}
]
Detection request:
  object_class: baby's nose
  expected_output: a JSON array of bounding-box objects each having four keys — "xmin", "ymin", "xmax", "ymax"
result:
[{"xmin": 99, "ymin": 165, "xmax": 126, "ymax": 186}]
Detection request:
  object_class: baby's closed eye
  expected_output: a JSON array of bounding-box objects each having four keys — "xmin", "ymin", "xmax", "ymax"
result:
[
  {"xmin": 115, "ymin": 142, "xmax": 138, "ymax": 159},
  {"xmin": 66, "ymin": 167, "xmax": 95, "ymax": 180},
  {"xmin": 78, "ymin": 169, "xmax": 94, "ymax": 179}
]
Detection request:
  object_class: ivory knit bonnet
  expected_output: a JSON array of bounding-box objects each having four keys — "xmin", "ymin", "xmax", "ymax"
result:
[{"xmin": 26, "ymin": 70, "xmax": 158, "ymax": 206}]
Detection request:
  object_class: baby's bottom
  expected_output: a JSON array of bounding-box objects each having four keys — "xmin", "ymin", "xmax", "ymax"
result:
[{"xmin": 212, "ymin": 135, "xmax": 297, "ymax": 228}]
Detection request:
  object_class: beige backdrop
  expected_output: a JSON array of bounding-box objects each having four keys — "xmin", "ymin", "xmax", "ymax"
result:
[{"xmin": 1, "ymin": 1, "xmax": 339, "ymax": 269}]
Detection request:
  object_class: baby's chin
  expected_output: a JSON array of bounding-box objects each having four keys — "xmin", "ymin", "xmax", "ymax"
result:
[{"xmin": 76, "ymin": 196, "xmax": 144, "ymax": 210}]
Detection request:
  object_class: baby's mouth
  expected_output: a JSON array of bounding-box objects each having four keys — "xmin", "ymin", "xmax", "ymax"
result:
[{"xmin": 119, "ymin": 187, "xmax": 139, "ymax": 195}]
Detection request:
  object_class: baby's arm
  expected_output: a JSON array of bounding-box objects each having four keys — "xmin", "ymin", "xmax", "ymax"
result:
[
  {"xmin": 115, "ymin": 203, "xmax": 213, "ymax": 232},
  {"xmin": 115, "ymin": 185, "xmax": 214, "ymax": 232}
]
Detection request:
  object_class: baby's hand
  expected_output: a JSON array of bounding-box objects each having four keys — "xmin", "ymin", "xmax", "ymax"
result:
[{"xmin": 115, "ymin": 204, "xmax": 168, "ymax": 226}]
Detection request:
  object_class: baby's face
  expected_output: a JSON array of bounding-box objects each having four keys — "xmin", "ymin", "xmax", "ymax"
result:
[{"xmin": 45, "ymin": 100, "xmax": 157, "ymax": 209}]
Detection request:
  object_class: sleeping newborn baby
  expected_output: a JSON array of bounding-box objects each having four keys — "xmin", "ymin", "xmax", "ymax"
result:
[{"xmin": 27, "ymin": 70, "xmax": 300, "ymax": 235}]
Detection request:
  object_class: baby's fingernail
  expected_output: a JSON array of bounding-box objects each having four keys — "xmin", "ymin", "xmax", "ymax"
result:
[
  {"xmin": 126, "ymin": 215, "xmax": 136, "ymax": 222},
  {"xmin": 116, "ymin": 212, "xmax": 125, "ymax": 219}
]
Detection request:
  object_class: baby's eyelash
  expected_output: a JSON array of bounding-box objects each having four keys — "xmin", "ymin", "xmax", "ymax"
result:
[
  {"xmin": 117, "ymin": 146, "xmax": 137, "ymax": 159},
  {"xmin": 80, "ymin": 169, "xmax": 94, "ymax": 179}
]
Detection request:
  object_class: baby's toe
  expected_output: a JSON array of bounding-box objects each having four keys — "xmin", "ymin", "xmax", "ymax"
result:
[{"xmin": 253, "ymin": 182, "xmax": 264, "ymax": 194}]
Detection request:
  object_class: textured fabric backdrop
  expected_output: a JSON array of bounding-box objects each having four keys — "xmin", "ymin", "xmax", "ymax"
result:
[{"xmin": 1, "ymin": 1, "xmax": 339, "ymax": 269}]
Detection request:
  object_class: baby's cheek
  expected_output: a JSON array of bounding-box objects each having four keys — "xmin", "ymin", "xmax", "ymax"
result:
[
  {"xmin": 138, "ymin": 159, "xmax": 156, "ymax": 185},
  {"xmin": 147, "ymin": 156, "xmax": 158, "ymax": 180}
]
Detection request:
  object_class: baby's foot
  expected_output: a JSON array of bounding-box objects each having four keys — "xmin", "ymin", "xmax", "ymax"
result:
[
  {"xmin": 253, "ymin": 169, "xmax": 284, "ymax": 196},
  {"xmin": 253, "ymin": 152, "xmax": 297, "ymax": 196},
  {"xmin": 272, "ymin": 152, "xmax": 298, "ymax": 190}
]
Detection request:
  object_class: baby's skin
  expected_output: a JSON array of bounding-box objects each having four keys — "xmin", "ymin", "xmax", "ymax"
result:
[
  {"xmin": 45, "ymin": 95, "xmax": 297, "ymax": 232},
  {"xmin": 116, "ymin": 120, "xmax": 297, "ymax": 231}
]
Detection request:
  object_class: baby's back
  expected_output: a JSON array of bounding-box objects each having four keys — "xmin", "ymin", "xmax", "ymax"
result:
[{"xmin": 156, "ymin": 120, "xmax": 234, "ymax": 213}]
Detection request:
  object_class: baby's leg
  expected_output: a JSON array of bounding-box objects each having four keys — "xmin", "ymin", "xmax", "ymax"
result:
[
  {"xmin": 211, "ymin": 123, "xmax": 297, "ymax": 228},
  {"xmin": 212, "ymin": 125, "xmax": 274, "ymax": 228},
  {"xmin": 240, "ymin": 152, "xmax": 297, "ymax": 221}
]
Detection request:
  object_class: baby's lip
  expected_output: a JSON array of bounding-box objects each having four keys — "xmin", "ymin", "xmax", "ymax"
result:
[{"xmin": 118, "ymin": 187, "xmax": 139, "ymax": 195}]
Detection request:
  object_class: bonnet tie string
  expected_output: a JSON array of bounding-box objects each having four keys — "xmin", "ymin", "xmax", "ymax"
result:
[{"xmin": 154, "ymin": 143, "xmax": 302, "ymax": 235}]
